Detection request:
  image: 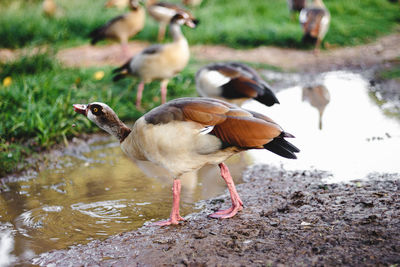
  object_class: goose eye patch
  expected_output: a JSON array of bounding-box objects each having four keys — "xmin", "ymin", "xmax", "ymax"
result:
[{"xmin": 90, "ymin": 105, "xmax": 103, "ymax": 115}]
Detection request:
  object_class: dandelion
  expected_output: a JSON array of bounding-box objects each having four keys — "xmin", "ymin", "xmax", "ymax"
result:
[
  {"xmin": 2, "ymin": 76, "xmax": 12, "ymax": 87},
  {"xmin": 94, "ymin": 71, "xmax": 105, "ymax": 80}
]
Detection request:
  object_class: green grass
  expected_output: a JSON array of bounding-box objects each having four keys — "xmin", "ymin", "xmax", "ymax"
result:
[
  {"xmin": 0, "ymin": 52, "xmax": 199, "ymax": 176},
  {"xmin": 0, "ymin": 0, "xmax": 399, "ymax": 49}
]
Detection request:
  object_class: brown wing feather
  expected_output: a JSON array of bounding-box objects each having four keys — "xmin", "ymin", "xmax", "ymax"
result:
[
  {"xmin": 145, "ymin": 98, "xmax": 283, "ymax": 148},
  {"xmin": 177, "ymin": 98, "xmax": 283, "ymax": 148}
]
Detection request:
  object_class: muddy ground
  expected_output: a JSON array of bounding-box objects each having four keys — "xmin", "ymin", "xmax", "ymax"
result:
[{"xmin": 32, "ymin": 165, "xmax": 400, "ymax": 266}]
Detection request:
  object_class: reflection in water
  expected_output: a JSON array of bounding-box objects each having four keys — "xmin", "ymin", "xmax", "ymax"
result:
[
  {"xmin": 302, "ymin": 84, "xmax": 330, "ymax": 130},
  {"xmin": 244, "ymin": 71, "xmax": 400, "ymax": 183},
  {"xmin": 0, "ymin": 141, "xmax": 250, "ymax": 265}
]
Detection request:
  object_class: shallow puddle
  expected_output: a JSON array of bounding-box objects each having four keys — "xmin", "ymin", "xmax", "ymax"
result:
[
  {"xmin": 0, "ymin": 139, "xmax": 250, "ymax": 265},
  {"xmin": 1, "ymin": 69, "xmax": 399, "ymax": 265},
  {"xmin": 244, "ymin": 70, "xmax": 400, "ymax": 183}
]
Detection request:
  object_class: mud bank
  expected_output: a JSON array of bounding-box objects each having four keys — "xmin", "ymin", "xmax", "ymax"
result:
[{"xmin": 33, "ymin": 165, "xmax": 400, "ymax": 266}]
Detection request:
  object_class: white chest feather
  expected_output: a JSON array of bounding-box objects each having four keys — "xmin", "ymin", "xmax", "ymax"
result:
[
  {"xmin": 121, "ymin": 118, "xmax": 235, "ymax": 177},
  {"xmin": 196, "ymin": 69, "xmax": 230, "ymax": 97}
]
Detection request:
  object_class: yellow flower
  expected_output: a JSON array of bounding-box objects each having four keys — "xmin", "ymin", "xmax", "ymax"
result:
[
  {"xmin": 93, "ymin": 71, "xmax": 105, "ymax": 81},
  {"xmin": 2, "ymin": 76, "xmax": 12, "ymax": 87}
]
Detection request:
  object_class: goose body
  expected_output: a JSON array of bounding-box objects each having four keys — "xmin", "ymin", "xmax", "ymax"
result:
[
  {"xmin": 113, "ymin": 13, "xmax": 197, "ymax": 109},
  {"xmin": 299, "ymin": 0, "xmax": 330, "ymax": 52},
  {"xmin": 73, "ymin": 97, "xmax": 299, "ymax": 225},
  {"xmin": 196, "ymin": 62, "xmax": 280, "ymax": 107},
  {"xmin": 90, "ymin": 0, "xmax": 145, "ymax": 58},
  {"xmin": 147, "ymin": 0, "xmax": 196, "ymax": 41}
]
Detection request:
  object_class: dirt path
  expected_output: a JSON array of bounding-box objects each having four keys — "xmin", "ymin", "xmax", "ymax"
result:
[
  {"xmin": 33, "ymin": 166, "xmax": 400, "ymax": 266},
  {"xmin": 1, "ymin": 33, "xmax": 399, "ymax": 70}
]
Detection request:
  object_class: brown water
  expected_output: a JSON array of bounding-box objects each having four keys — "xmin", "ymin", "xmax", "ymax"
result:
[
  {"xmin": 1, "ymin": 70, "xmax": 399, "ymax": 266},
  {"xmin": 0, "ymin": 139, "xmax": 250, "ymax": 265}
]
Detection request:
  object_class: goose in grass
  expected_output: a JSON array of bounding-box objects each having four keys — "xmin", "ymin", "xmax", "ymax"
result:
[
  {"xmin": 299, "ymin": 0, "xmax": 330, "ymax": 53},
  {"xmin": 89, "ymin": 0, "xmax": 146, "ymax": 59},
  {"xmin": 147, "ymin": 0, "xmax": 197, "ymax": 42},
  {"xmin": 112, "ymin": 13, "xmax": 197, "ymax": 110},
  {"xmin": 73, "ymin": 97, "xmax": 299, "ymax": 225}
]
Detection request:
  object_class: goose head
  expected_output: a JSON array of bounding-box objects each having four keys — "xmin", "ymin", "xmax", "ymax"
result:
[
  {"xmin": 170, "ymin": 13, "xmax": 199, "ymax": 28},
  {"xmin": 73, "ymin": 102, "xmax": 131, "ymax": 142}
]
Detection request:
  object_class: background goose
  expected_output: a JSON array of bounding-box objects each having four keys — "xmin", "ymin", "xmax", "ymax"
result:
[
  {"xmin": 89, "ymin": 0, "xmax": 146, "ymax": 59},
  {"xmin": 196, "ymin": 62, "xmax": 280, "ymax": 107},
  {"xmin": 299, "ymin": 0, "xmax": 330, "ymax": 53},
  {"xmin": 147, "ymin": 0, "xmax": 197, "ymax": 41},
  {"xmin": 73, "ymin": 97, "xmax": 299, "ymax": 225},
  {"xmin": 112, "ymin": 13, "xmax": 197, "ymax": 110},
  {"xmin": 287, "ymin": 0, "xmax": 306, "ymax": 19}
]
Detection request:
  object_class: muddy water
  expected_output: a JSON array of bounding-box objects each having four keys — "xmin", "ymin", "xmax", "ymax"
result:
[
  {"xmin": 0, "ymin": 139, "xmax": 250, "ymax": 265},
  {"xmin": 245, "ymin": 70, "xmax": 400, "ymax": 183}
]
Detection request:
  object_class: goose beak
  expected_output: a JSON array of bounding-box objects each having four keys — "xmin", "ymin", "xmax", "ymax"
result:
[
  {"xmin": 73, "ymin": 104, "xmax": 88, "ymax": 116},
  {"xmin": 185, "ymin": 19, "xmax": 198, "ymax": 28}
]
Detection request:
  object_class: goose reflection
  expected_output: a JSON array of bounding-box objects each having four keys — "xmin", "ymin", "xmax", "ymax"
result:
[{"xmin": 302, "ymin": 84, "xmax": 330, "ymax": 130}]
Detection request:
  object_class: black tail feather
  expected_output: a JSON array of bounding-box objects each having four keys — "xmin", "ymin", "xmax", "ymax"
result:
[
  {"xmin": 255, "ymin": 88, "xmax": 280, "ymax": 106},
  {"xmin": 112, "ymin": 61, "xmax": 131, "ymax": 82},
  {"xmin": 113, "ymin": 73, "xmax": 127, "ymax": 82},
  {"xmin": 263, "ymin": 136, "xmax": 300, "ymax": 159},
  {"xmin": 89, "ymin": 27, "xmax": 105, "ymax": 45},
  {"xmin": 112, "ymin": 61, "xmax": 130, "ymax": 74}
]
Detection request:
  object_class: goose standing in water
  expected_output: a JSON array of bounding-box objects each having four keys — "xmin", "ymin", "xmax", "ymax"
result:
[{"xmin": 73, "ymin": 97, "xmax": 299, "ymax": 225}]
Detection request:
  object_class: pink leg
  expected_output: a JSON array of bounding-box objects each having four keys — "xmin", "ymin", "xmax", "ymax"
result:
[
  {"xmin": 157, "ymin": 23, "xmax": 166, "ymax": 42},
  {"xmin": 120, "ymin": 42, "xmax": 131, "ymax": 61},
  {"xmin": 209, "ymin": 163, "xmax": 243, "ymax": 219},
  {"xmin": 152, "ymin": 179, "xmax": 185, "ymax": 226},
  {"xmin": 160, "ymin": 79, "xmax": 169, "ymax": 104},
  {"xmin": 136, "ymin": 82, "xmax": 145, "ymax": 111}
]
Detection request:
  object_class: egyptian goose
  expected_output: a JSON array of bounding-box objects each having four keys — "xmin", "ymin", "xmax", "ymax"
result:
[
  {"xmin": 89, "ymin": 0, "xmax": 146, "ymax": 58},
  {"xmin": 302, "ymin": 84, "xmax": 330, "ymax": 130},
  {"xmin": 112, "ymin": 13, "xmax": 197, "ymax": 110},
  {"xmin": 147, "ymin": 0, "xmax": 196, "ymax": 42},
  {"xmin": 42, "ymin": 0, "xmax": 57, "ymax": 17},
  {"xmin": 299, "ymin": 0, "xmax": 330, "ymax": 53},
  {"xmin": 104, "ymin": 0, "xmax": 129, "ymax": 9},
  {"xmin": 73, "ymin": 97, "xmax": 299, "ymax": 225},
  {"xmin": 287, "ymin": 0, "xmax": 306, "ymax": 19},
  {"xmin": 196, "ymin": 62, "xmax": 280, "ymax": 107}
]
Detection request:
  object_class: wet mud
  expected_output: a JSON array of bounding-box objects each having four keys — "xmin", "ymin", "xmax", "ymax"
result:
[{"xmin": 33, "ymin": 165, "xmax": 400, "ymax": 266}]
